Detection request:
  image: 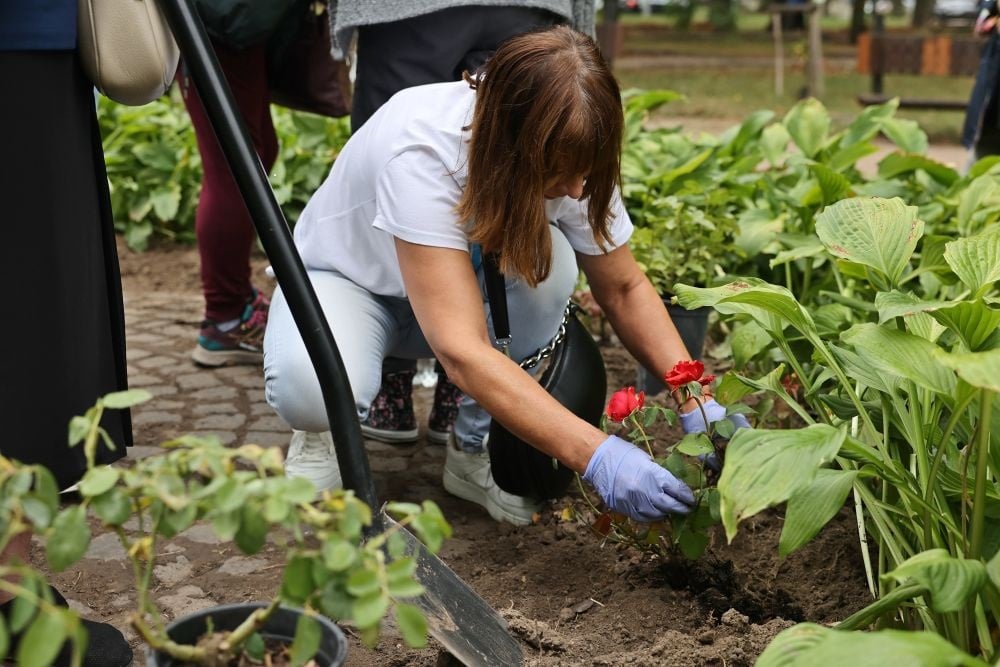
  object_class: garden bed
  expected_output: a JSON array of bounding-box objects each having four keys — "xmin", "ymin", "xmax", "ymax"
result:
[{"xmin": 36, "ymin": 240, "xmax": 872, "ymax": 666}]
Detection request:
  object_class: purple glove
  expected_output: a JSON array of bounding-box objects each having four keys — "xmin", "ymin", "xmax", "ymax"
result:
[
  {"xmin": 679, "ymin": 398, "xmax": 751, "ymax": 436},
  {"xmin": 583, "ymin": 435, "xmax": 696, "ymax": 522}
]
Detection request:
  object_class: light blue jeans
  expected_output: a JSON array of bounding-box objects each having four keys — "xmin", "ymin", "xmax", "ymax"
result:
[{"xmin": 263, "ymin": 225, "xmax": 579, "ymax": 450}]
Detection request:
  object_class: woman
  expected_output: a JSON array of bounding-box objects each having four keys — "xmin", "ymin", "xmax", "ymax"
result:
[
  {"xmin": 264, "ymin": 26, "xmax": 747, "ymax": 524},
  {"xmin": 0, "ymin": 0, "xmax": 134, "ymax": 664}
]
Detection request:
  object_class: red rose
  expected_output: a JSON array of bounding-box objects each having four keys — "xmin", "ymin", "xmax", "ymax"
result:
[
  {"xmin": 606, "ymin": 386, "xmax": 645, "ymax": 422},
  {"xmin": 664, "ymin": 360, "xmax": 715, "ymax": 390}
]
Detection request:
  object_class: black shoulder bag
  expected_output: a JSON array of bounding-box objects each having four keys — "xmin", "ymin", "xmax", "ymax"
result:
[{"xmin": 482, "ymin": 253, "xmax": 607, "ymax": 500}]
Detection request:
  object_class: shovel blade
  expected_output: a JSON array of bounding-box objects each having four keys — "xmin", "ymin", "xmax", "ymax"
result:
[{"xmin": 381, "ymin": 510, "xmax": 524, "ymax": 666}]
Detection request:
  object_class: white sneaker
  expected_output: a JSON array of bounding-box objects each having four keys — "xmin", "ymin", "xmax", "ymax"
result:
[
  {"xmin": 442, "ymin": 439, "xmax": 542, "ymax": 526},
  {"xmin": 284, "ymin": 430, "xmax": 342, "ymax": 493}
]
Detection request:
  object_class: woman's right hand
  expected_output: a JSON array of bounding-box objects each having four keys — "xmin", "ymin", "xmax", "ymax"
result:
[{"xmin": 582, "ymin": 435, "xmax": 696, "ymax": 522}]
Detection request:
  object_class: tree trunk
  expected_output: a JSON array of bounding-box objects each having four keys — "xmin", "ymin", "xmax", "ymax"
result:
[
  {"xmin": 850, "ymin": 0, "xmax": 867, "ymax": 43},
  {"xmin": 912, "ymin": 0, "xmax": 935, "ymax": 27}
]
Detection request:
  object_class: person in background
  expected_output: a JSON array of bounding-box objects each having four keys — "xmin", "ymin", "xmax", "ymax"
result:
[
  {"xmin": 0, "ymin": 1, "xmax": 134, "ymax": 664},
  {"xmin": 963, "ymin": 0, "xmax": 1000, "ymax": 164},
  {"xmin": 266, "ymin": 27, "xmax": 750, "ymax": 524},
  {"xmin": 282, "ymin": 0, "xmax": 598, "ymax": 482}
]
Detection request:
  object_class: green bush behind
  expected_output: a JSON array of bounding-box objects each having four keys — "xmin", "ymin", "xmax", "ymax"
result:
[{"xmin": 98, "ymin": 90, "xmax": 350, "ymax": 251}]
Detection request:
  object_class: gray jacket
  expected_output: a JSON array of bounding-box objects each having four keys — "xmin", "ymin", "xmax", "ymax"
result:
[{"xmin": 328, "ymin": 0, "xmax": 596, "ymax": 58}]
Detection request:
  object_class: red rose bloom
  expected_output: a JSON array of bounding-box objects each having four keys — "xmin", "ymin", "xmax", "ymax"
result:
[
  {"xmin": 606, "ymin": 386, "xmax": 645, "ymax": 422},
  {"xmin": 664, "ymin": 360, "xmax": 715, "ymax": 390}
]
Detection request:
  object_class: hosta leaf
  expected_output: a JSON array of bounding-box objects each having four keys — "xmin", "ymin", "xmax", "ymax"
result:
[
  {"xmin": 881, "ymin": 118, "xmax": 930, "ymax": 155},
  {"xmin": 730, "ymin": 321, "xmax": 771, "ymax": 369},
  {"xmin": 883, "ymin": 549, "xmax": 987, "ymax": 613},
  {"xmin": 826, "ymin": 140, "xmax": 878, "ymax": 172},
  {"xmin": 779, "ymin": 469, "xmax": 858, "ymax": 557},
  {"xmin": 930, "ymin": 301, "xmax": 1000, "ymax": 351},
  {"xmin": 761, "ymin": 123, "xmax": 791, "ymax": 167},
  {"xmin": 736, "ymin": 208, "xmax": 784, "ymax": 255},
  {"xmin": 943, "ymin": 226, "xmax": 1000, "ymax": 297},
  {"xmin": 783, "ymin": 98, "xmax": 830, "ymax": 158},
  {"xmin": 878, "ymin": 153, "xmax": 956, "ymax": 185},
  {"xmin": 815, "ymin": 197, "xmax": 923, "ymax": 286},
  {"xmin": 757, "ymin": 623, "xmax": 989, "ymax": 667},
  {"xmin": 841, "ymin": 97, "xmax": 898, "ymax": 147},
  {"xmin": 842, "ymin": 323, "xmax": 955, "ymax": 395},
  {"xmin": 957, "ymin": 175, "xmax": 1000, "ymax": 236},
  {"xmin": 935, "ymin": 347, "xmax": 1000, "ymax": 392},
  {"xmin": 874, "ymin": 290, "xmax": 953, "ymax": 324},
  {"xmin": 724, "ymin": 109, "xmax": 774, "ymax": 155},
  {"xmin": 718, "ymin": 425, "xmax": 845, "ymax": 541},
  {"xmin": 810, "ymin": 164, "xmax": 852, "ymax": 205},
  {"xmin": 674, "ymin": 279, "xmax": 816, "ymax": 340}
]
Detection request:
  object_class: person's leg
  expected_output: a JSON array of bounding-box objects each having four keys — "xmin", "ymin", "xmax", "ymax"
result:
[
  {"xmin": 182, "ymin": 40, "xmax": 279, "ymax": 367},
  {"xmin": 264, "ymin": 271, "xmax": 402, "ymax": 490}
]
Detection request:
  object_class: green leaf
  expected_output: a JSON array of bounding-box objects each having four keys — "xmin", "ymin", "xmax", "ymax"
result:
[
  {"xmin": 717, "ymin": 425, "xmax": 845, "ymax": 542},
  {"xmin": 244, "ymin": 632, "xmax": 265, "ymax": 661},
  {"xmin": 783, "ymin": 98, "xmax": 830, "ymax": 158},
  {"xmin": 810, "ymin": 164, "xmax": 852, "ymax": 205},
  {"xmin": 873, "ymin": 290, "xmax": 952, "ymax": 324},
  {"xmin": 387, "ymin": 578, "xmax": 425, "ymax": 599},
  {"xmin": 395, "ymin": 603, "xmax": 428, "ymax": 648},
  {"xmin": 881, "ymin": 118, "xmax": 929, "ymax": 154},
  {"xmin": 815, "ymin": 197, "xmax": 923, "ymax": 287},
  {"xmin": 67, "ymin": 415, "xmax": 91, "ymax": 447},
  {"xmin": 674, "ymin": 279, "xmax": 815, "ymax": 339},
  {"xmin": 346, "ymin": 569, "xmax": 380, "ymax": 598},
  {"xmin": 935, "ymin": 347, "xmax": 1000, "ymax": 392},
  {"xmin": 322, "ymin": 539, "xmax": 358, "ymax": 572},
  {"xmin": 289, "ymin": 614, "xmax": 321, "ymax": 667},
  {"xmin": 757, "ymin": 623, "xmax": 989, "ymax": 667},
  {"xmin": 101, "ymin": 389, "xmax": 152, "ymax": 409},
  {"xmin": 0, "ymin": 614, "xmax": 8, "ymax": 659},
  {"xmin": 841, "ymin": 97, "xmax": 898, "ymax": 147},
  {"xmin": 826, "ymin": 140, "xmax": 878, "ymax": 172},
  {"xmin": 883, "ymin": 549, "xmax": 988, "ymax": 613},
  {"xmin": 90, "ymin": 488, "xmax": 131, "ymax": 527},
  {"xmin": 987, "ymin": 549, "xmax": 1000, "ymax": 589},
  {"xmin": 877, "ymin": 153, "xmax": 956, "ymax": 185},
  {"xmin": 779, "ymin": 469, "xmax": 857, "ymax": 557},
  {"xmin": 78, "ymin": 467, "xmax": 119, "ymax": 497},
  {"xmin": 675, "ymin": 433, "xmax": 714, "ymax": 457},
  {"xmin": 352, "ymin": 592, "xmax": 390, "ymax": 629},
  {"xmin": 45, "ymin": 506, "xmax": 90, "ymax": 571},
  {"xmin": 943, "ymin": 226, "xmax": 1000, "ymax": 297},
  {"xmin": 957, "ymin": 175, "xmax": 1000, "ymax": 236},
  {"xmin": 842, "ymin": 323, "xmax": 955, "ymax": 396},
  {"xmin": 715, "ymin": 373, "xmax": 756, "ymax": 405},
  {"xmin": 282, "ymin": 556, "xmax": 316, "ymax": 604},
  {"xmin": 17, "ymin": 608, "xmax": 68, "ymax": 667},
  {"xmin": 20, "ymin": 496, "xmax": 53, "ymax": 530},
  {"xmin": 931, "ymin": 300, "xmax": 1000, "ymax": 351},
  {"xmin": 234, "ymin": 504, "xmax": 267, "ymax": 554},
  {"xmin": 760, "ymin": 123, "xmax": 791, "ymax": 167}
]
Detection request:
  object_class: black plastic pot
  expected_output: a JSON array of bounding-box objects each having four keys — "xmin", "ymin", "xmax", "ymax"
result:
[
  {"xmin": 145, "ymin": 603, "xmax": 347, "ymax": 666},
  {"xmin": 636, "ymin": 299, "xmax": 712, "ymax": 395}
]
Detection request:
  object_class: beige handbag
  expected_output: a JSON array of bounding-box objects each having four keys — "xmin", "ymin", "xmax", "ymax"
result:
[{"xmin": 77, "ymin": 0, "xmax": 181, "ymax": 106}]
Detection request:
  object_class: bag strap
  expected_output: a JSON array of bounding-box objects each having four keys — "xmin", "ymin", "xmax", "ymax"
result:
[
  {"xmin": 482, "ymin": 252, "xmax": 512, "ymax": 355},
  {"xmin": 481, "ymin": 250, "xmax": 574, "ymax": 370}
]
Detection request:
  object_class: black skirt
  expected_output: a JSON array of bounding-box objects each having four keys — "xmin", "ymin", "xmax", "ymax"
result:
[{"xmin": 0, "ymin": 50, "xmax": 131, "ymax": 489}]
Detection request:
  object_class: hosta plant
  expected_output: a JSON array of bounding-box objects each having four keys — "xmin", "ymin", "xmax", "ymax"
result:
[
  {"xmin": 673, "ymin": 196, "xmax": 1000, "ymax": 663},
  {"xmin": 3, "ymin": 391, "xmax": 450, "ymax": 666}
]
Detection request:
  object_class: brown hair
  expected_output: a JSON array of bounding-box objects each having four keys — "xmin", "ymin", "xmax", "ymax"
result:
[{"xmin": 456, "ymin": 25, "xmax": 623, "ymax": 287}]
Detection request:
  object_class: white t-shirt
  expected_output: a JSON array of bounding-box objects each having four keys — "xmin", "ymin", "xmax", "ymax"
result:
[{"xmin": 294, "ymin": 80, "xmax": 634, "ymax": 298}]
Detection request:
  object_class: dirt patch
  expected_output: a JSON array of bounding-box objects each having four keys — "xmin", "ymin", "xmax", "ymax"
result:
[{"xmin": 38, "ymin": 241, "xmax": 870, "ymax": 666}]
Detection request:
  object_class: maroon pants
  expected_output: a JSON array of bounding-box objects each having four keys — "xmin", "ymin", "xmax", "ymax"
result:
[{"xmin": 181, "ymin": 41, "xmax": 278, "ymax": 322}]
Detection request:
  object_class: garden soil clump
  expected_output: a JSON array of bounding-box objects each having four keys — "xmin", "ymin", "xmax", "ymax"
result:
[{"xmin": 37, "ymin": 240, "xmax": 872, "ymax": 666}]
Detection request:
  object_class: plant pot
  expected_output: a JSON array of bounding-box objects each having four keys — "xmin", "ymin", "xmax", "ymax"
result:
[
  {"xmin": 635, "ymin": 299, "xmax": 711, "ymax": 396},
  {"xmin": 146, "ymin": 603, "xmax": 348, "ymax": 667}
]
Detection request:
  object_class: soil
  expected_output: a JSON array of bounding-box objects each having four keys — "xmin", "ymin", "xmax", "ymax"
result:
[{"xmin": 39, "ymin": 239, "xmax": 872, "ymax": 667}]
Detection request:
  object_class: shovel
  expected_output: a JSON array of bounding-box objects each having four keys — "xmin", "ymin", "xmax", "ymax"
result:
[{"xmin": 155, "ymin": 1, "xmax": 524, "ymax": 664}]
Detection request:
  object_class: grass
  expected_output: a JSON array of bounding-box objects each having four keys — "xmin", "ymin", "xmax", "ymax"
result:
[{"xmin": 613, "ymin": 18, "xmax": 974, "ymax": 143}]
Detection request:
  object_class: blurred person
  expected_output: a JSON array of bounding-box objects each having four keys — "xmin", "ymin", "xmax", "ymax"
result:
[
  {"xmin": 963, "ymin": 0, "xmax": 1000, "ymax": 164},
  {"xmin": 0, "ymin": 1, "xmax": 134, "ymax": 664}
]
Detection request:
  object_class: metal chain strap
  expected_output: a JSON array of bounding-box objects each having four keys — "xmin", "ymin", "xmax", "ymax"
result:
[{"xmin": 517, "ymin": 302, "xmax": 575, "ymax": 370}]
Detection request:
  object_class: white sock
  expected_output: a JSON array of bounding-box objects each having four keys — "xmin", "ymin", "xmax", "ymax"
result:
[{"xmin": 216, "ymin": 317, "xmax": 241, "ymax": 332}]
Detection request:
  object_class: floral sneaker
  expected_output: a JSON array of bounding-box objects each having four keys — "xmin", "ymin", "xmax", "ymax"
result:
[
  {"xmin": 360, "ymin": 370, "xmax": 419, "ymax": 443},
  {"xmin": 191, "ymin": 289, "xmax": 270, "ymax": 367},
  {"xmin": 427, "ymin": 373, "xmax": 462, "ymax": 445}
]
